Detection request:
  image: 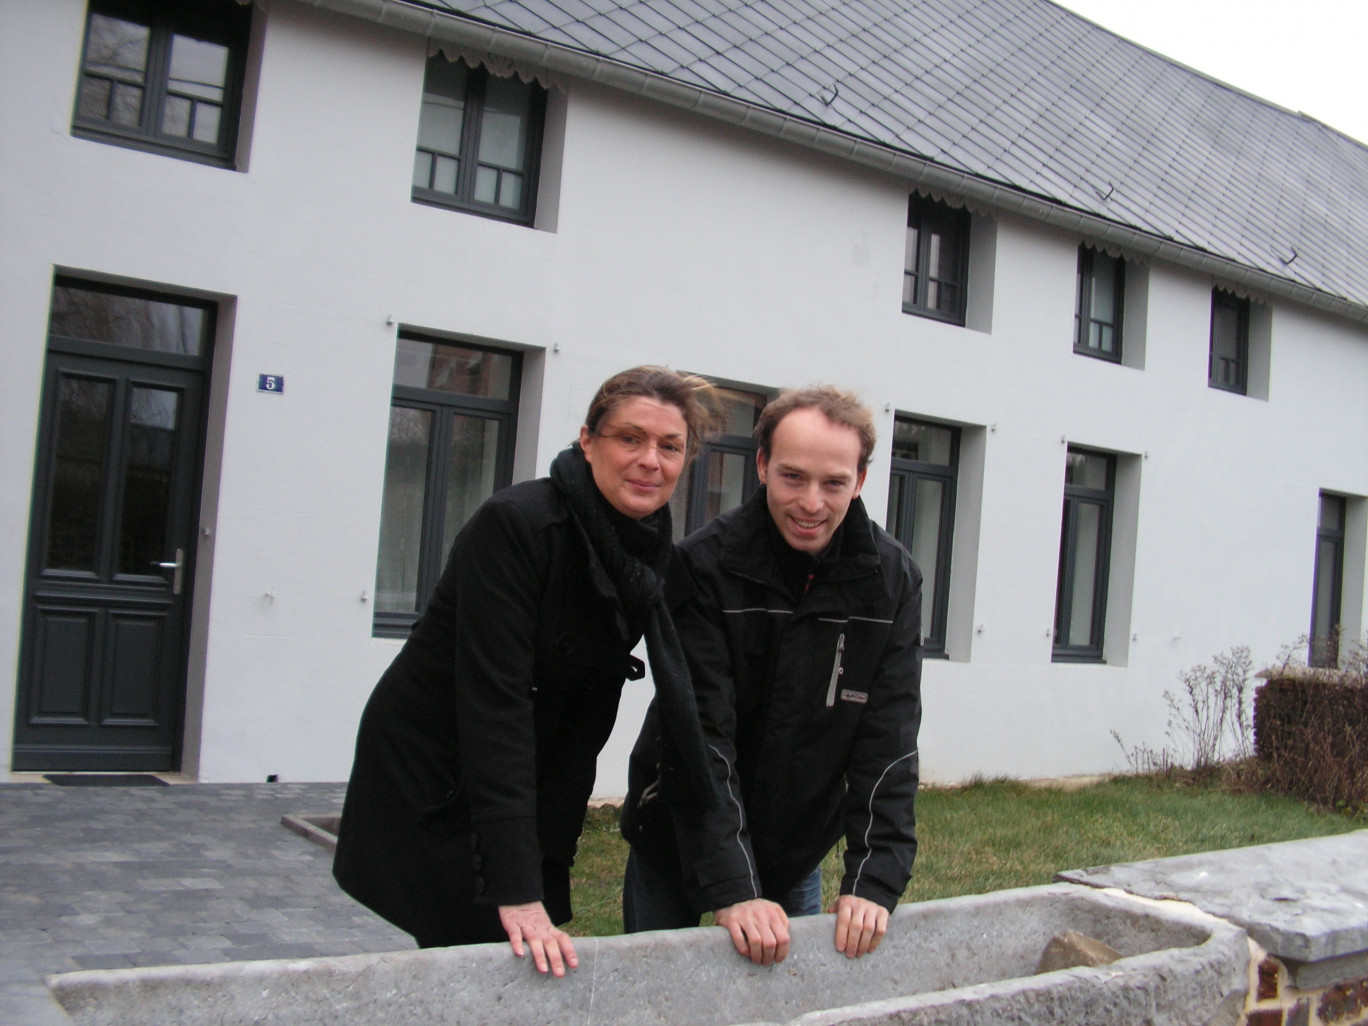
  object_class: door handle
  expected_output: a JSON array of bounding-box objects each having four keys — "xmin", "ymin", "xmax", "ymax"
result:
[{"xmin": 153, "ymin": 548, "xmax": 185, "ymax": 595}]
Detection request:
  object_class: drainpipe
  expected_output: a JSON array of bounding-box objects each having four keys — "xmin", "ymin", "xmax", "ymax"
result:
[{"xmin": 297, "ymin": 0, "xmax": 1368, "ymax": 325}]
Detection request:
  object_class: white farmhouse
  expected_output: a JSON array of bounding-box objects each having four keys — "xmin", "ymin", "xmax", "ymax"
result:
[{"xmin": 1, "ymin": 0, "xmax": 1365, "ymax": 789}]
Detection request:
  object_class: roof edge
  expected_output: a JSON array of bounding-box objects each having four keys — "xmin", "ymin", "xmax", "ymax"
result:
[{"xmin": 297, "ymin": 0, "xmax": 1368, "ymax": 324}]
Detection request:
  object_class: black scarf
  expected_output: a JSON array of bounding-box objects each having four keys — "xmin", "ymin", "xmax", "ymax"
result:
[{"xmin": 550, "ymin": 445, "xmax": 715, "ymax": 806}]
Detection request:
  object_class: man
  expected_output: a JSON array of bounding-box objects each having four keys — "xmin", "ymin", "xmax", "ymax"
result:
[{"xmin": 621, "ymin": 386, "xmax": 923, "ymax": 967}]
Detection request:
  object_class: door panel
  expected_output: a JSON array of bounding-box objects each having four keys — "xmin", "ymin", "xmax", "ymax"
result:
[{"xmin": 15, "ymin": 348, "xmax": 205, "ymax": 771}]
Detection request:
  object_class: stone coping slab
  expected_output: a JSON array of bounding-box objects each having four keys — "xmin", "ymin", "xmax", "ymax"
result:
[
  {"xmin": 44, "ymin": 884, "xmax": 1247, "ymax": 1026},
  {"xmin": 1057, "ymin": 829, "xmax": 1368, "ymax": 966}
]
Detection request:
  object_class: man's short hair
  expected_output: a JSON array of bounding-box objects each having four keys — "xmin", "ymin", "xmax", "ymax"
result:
[{"xmin": 754, "ymin": 386, "xmax": 877, "ymax": 470}]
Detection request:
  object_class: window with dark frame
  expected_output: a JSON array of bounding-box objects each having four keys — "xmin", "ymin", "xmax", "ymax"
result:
[
  {"xmin": 1053, "ymin": 448, "xmax": 1114, "ymax": 663},
  {"xmin": 373, "ymin": 335, "xmax": 520, "ymax": 637},
  {"xmin": 1075, "ymin": 246, "xmax": 1125, "ymax": 361},
  {"xmin": 667, "ymin": 386, "xmax": 768, "ymax": 542},
  {"xmin": 1310, "ymin": 493, "xmax": 1346, "ymax": 668},
  {"xmin": 887, "ymin": 418, "xmax": 958, "ymax": 658},
  {"xmin": 72, "ymin": 0, "xmax": 251, "ymax": 167},
  {"xmin": 903, "ymin": 195, "xmax": 970, "ymax": 325},
  {"xmin": 412, "ymin": 54, "xmax": 546, "ymax": 226},
  {"xmin": 1208, "ymin": 289, "xmax": 1250, "ymax": 393}
]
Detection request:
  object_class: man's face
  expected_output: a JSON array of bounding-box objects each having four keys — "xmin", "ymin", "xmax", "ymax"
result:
[{"xmin": 756, "ymin": 406, "xmax": 867, "ymax": 554}]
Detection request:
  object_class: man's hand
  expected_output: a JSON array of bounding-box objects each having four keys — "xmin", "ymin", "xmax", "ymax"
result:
[
  {"xmin": 498, "ymin": 902, "xmax": 578, "ymax": 977},
  {"xmin": 714, "ymin": 898, "xmax": 791, "ymax": 965},
  {"xmin": 830, "ymin": 894, "xmax": 888, "ymax": 958}
]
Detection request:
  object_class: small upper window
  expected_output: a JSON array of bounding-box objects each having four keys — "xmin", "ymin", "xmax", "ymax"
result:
[
  {"xmin": 1075, "ymin": 246, "xmax": 1125, "ymax": 361},
  {"xmin": 903, "ymin": 195, "xmax": 970, "ymax": 325},
  {"xmin": 1208, "ymin": 289, "xmax": 1250, "ymax": 393},
  {"xmin": 412, "ymin": 55, "xmax": 546, "ymax": 226},
  {"xmin": 73, "ymin": 0, "xmax": 251, "ymax": 167}
]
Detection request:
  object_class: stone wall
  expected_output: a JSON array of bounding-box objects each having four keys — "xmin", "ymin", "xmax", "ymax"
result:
[{"xmin": 1243, "ymin": 947, "xmax": 1368, "ymax": 1026}]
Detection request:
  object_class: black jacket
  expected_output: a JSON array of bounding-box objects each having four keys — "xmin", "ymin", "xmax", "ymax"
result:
[
  {"xmin": 622, "ymin": 488, "xmax": 923, "ymax": 913},
  {"xmin": 333, "ymin": 477, "xmax": 649, "ymax": 942}
]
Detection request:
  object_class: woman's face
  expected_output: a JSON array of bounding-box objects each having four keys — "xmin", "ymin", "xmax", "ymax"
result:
[{"xmin": 579, "ymin": 396, "xmax": 689, "ymax": 519}]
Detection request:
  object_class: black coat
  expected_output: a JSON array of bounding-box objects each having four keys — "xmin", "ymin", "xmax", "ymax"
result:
[
  {"xmin": 623, "ymin": 488, "xmax": 923, "ymax": 914},
  {"xmin": 333, "ymin": 477, "xmax": 648, "ymax": 944}
]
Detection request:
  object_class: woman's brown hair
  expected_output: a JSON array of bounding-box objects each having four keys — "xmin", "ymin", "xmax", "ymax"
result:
[{"xmin": 585, "ymin": 366, "xmax": 721, "ymax": 464}]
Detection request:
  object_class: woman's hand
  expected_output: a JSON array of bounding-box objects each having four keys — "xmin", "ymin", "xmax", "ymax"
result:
[
  {"xmin": 497, "ymin": 902, "xmax": 579, "ymax": 976},
  {"xmin": 714, "ymin": 898, "xmax": 791, "ymax": 965}
]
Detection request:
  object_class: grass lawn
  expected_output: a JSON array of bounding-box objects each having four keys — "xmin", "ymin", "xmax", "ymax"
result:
[{"xmin": 566, "ymin": 772, "xmax": 1363, "ymax": 938}]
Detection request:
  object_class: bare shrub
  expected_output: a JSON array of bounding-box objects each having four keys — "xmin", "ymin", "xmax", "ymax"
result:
[{"xmin": 1115, "ymin": 646, "xmax": 1253, "ymax": 774}]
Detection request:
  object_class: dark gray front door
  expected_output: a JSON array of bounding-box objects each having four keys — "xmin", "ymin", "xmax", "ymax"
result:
[{"xmin": 13, "ymin": 281, "xmax": 211, "ymax": 771}]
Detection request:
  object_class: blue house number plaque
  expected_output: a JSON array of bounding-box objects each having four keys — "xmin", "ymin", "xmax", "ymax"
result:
[{"xmin": 257, "ymin": 374, "xmax": 284, "ymax": 394}]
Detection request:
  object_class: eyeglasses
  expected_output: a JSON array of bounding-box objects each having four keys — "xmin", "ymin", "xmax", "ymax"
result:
[{"xmin": 594, "ymin": 429, "xmax": 687, "ymax": 462}]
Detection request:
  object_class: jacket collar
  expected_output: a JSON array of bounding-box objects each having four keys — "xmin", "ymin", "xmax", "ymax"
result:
[{"xmin": 719, "ymin": 487, "xmax": 885, "ymax": 596}]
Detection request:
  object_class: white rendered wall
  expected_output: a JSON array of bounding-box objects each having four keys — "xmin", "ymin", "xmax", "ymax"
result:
[{"xmin": 2, "ymin": 0, "xmax": 1367, "ymax": 790}]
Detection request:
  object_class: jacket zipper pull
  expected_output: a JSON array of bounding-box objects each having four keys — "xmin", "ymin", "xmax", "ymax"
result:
[{"xmin": 825, "ymin": 633, "xmax": 846, "ymax": 707}]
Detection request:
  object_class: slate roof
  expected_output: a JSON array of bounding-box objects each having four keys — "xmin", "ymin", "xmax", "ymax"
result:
[{"xmin": 412, "ymin": 0, "xmax": 1368, "ymax": 312}]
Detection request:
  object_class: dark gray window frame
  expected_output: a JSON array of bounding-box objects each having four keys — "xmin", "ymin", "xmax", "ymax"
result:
[
  {"xmin": 72, "ymin": 0, "xmax": 251, "ymax": 168},
  {"xmin": 1310, "ymin": 492, "xmax": 1346, "ymax": 668},
  {"xmin": 903, "ymin": 195, "xmax": 970, "ymax": 326},
  {"xmin": 373, "ymin": 333, "xmax": 521, "ymax": 638},
  {"xmin": 411, "ymin": 55, "xmax": 547, "ymax": 227},
  {"xmin": 1053, "ymin": 448, "xmax": 1114, "ymax": 663},
  {"xmin": 669, "ymin": 385, "xmax": 768, "ymax": 541},
  {"xmin": 1074, "ymin": 245, "xmax": 1125, "ymax": 362},
  {"xmin": 887, "ymin": 419, "xmax": 958, "ymax": 658},
  {"xmin": 1208, "ymin": 289, "xmax": 1250, "ymax": 394}
]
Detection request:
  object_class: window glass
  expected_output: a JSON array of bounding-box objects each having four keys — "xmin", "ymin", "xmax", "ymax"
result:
[
  {"xmin": 891, "ymin": 419, "xmax": 953, "ymax": 464},
  {"xmin": 1310, "ymin": 493, "xmax": 1346, "ymax": 667},
  {"xmin": 1319, "ymin": 493, "xmax": 1343, "ymax": 531},
  {"xmin": 375, "ymin": 336, "xmax": 519, "ymax": 633},
  {"xmin": 412, "ymin": 55, "xmax": 543, "ymax": 224},
  {"xmin": 1054, "ymin": 447, "xmax": 1114, "ymax": 661},
  {"xmin": 908, "ymin": 477, "xmax": 945, "ymax": 639},
  {"xmin": 80, "ymin": 14, "xmax": 149, "ymax": 127},
  {"xmin": 1209, "ymin": 290, "xmax": 1248, "ymax": 392},
  {"xmin": 888, "ymin": 416, "xmax": 958, "ymax": 656},
  {"xmin": 375, "ymin": 407, "xmax": 433, "ymax": 615},
  {"xmin": 668, "ymin": 384, "xmax": 767, "ymax": 541},
  {"xmin": 162, "ymin": 34, "xmax": 229, "ymax": 143},
  {"xmin": 716, "ymin": 387, "xmax": 766, "ymax": 435},
  {"xmin": 478, "ymin": 75, "xmax": 530, "ymax": 169},
  {"xmin": 117, "ymin": 387, "xmax": 179, "ymax": 574},
  {"xmin": 49, "ymin": 283, "xmax": 207, "ymax": 356},
  {"xmin": 414, "ymin": 58, "xmax": 467, "ymax": 192},
  {"xmin": 47, "ymin": 378, "xmax": 114, "ymax": 573},
  {"xmin": 704, "ymin": 450, "xmax": 750, "ymax": 525},
  {"xmin": 439, "ymin": 415, "xmax": 502, "ymax": 560},
  {"xmin": 74, "ymin": 0, "xmax": 249, "ymax": 165},
  {"xmin": 904, "ymin": 196, "xmax": 969, "ymax": 324},
  {"xmin": 1063, "ymin": 502, "xmax": 1101, "ymax": 646},
  {"xmin": 392, "ymin": 337, "xmax": 514, "ymax": 399},
  {"xmin": 1064, "ymin": 450, "xmax": 1108, "ymax": 490}
]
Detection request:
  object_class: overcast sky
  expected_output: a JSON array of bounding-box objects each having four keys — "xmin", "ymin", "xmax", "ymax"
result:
[{"xmin": 1054, "ymin": 0, "xmax": 1368, "ymax": 145}]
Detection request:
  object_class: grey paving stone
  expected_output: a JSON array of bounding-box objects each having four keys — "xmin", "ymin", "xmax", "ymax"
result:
[{"xmin": 0, "ymin": 783, "xmax": 413, "ymax": 982}]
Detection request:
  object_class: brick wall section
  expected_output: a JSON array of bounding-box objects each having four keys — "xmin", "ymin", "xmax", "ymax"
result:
[{"xmin": 1243, "ymin": 953, "xmax": 1368, "ymax": 1025}]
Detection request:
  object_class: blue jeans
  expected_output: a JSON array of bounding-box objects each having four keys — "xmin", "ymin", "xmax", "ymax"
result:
[{"xmin": 622, "ymin": 848, "xmax": 822, "ymax": 932}]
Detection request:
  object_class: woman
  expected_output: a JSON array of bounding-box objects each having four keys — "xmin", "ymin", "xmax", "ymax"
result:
[{"xmin": 333, "ymin": 366, "xmax": 718, "ymax": 977}]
